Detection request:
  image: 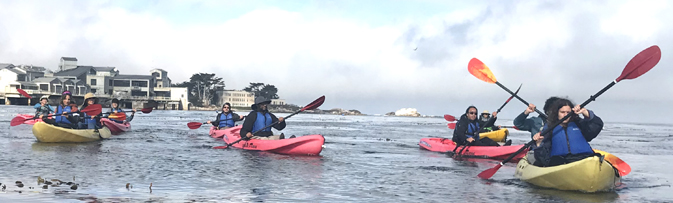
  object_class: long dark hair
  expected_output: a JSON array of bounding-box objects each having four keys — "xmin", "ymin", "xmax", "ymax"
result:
[
  {"xmin": 546, "ymin": 98, "xmax": 580, "ymax": 125},
  {"xmin": 60, "ymin": 94, "xmax": 72, "ymax": 107}
]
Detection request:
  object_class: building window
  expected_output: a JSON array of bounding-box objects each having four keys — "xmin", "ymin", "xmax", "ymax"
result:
[
  {"xmin": 132, "ymin": 80, "xmax": 148, "ymax": 87},
  {"xmin": 39, "ymin": 84, "xmax": 49, "ymax": 91},
  {"xmin": 91, "ymin": 89, "xmax": 97, "ymax": 94},
  {"xmin": 114, "ymin": 80, "xmax": 130, "ymax": 86},
  {"xmin": 91, "ymin": 79, "xmax": 97, "ymax": 85}
]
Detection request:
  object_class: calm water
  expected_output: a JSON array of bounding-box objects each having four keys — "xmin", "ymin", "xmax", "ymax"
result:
[{"xmin": 0, "ymin": 105, "xmax": 671, "ymax": 202}]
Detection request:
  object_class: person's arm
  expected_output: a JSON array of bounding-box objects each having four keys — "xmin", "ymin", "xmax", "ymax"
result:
[
  {"xmin": 270, "ymin": 113, "xmax": 286, "ymax": 130},
  {"xmin": 513, "ymin": 112, "xmax": 532, "ymax": 131},
  {"xmin": 578, "ymin": 110, "xmax": 603, "ymax": 142},
  {"xmin": 239, "ymin": 112, "xmax": 257, "ymax": 137},
  {"xmin": 210, "ymin": 113, "xmax": 221, "ymax": 126},
  {"xmin": 233, "ymin": 113, "xmax": 244, "ymax": 121},
  {"xmin": 452, "ymin": 116, "xmax": 470, "ymax": 143},
  {"xmin": 33, "ymin": 103, "xmax": 41, "ymax": 109}
]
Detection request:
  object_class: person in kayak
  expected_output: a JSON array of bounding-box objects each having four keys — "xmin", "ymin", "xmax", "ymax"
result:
[
  {"xmin": 77, "ymin": 93, "xmax": 102, "ymax": 130},
  {"xmin": 452, "ymin": 106, "xmax": 507, "ymax": 146},
  {"xmin": 107, "ymin": 98, "xmax": 136, "ymax": 124},
  {"xmin": 240, "ymin": 97, "xmax": 287, "ymax": 140},
  {"xmin": 478, "ymin": 110, "xmax": 501, "ymax": 132},
  {"xmin": 532, "ymin": 98, "xmax": 604, "ymax": 167},
  {"xmin": 513, "ymin": 97, "xmax": 561, "ymax": 138},
  {"xmin": 33, "ymin": 96, "xmax": 54, "ymax": 119},
  {"xmin": 207, "ymin": 102, "xmax": 245, "ymax": 130},
  {"xmin": 43, "ymin": 91, "xmax": 77, "ymax": 128}
]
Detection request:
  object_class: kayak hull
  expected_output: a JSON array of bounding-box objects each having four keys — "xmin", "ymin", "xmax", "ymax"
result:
[
  {"xmin": 18, "ymin": 114, "xmax": 43, "ymax": 125},
  {"xmin": 515, "ymin": 155, "xmax": 620, "ymax": 192},
  {"xmin": 220, "ymin": 126, "xmax": 324, "ymax": 156},
  {"xmin": 32, "ymin": 122, "xmax": 112, "ymax": 143},
  {"xmin": 479, "ymin": 128, "xmax": 508, "ymax": 142},
  {"xmin": 101, "ymin": 118, "xmax": 131, "ymax": 135},
  {"xmin": 209, "ymin": 126, "xmax": 226, "ymax": 138},
  {"xmin": 418, "ymin": 137, "xmax": 526, "ymax": 162}
]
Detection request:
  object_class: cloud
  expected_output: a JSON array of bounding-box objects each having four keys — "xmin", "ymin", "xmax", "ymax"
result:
[{"xmin": 0, "ymin": 0, "xmax": 671, "ymax": 123}]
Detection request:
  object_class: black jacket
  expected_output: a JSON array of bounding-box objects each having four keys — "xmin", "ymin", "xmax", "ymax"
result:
[{"xmin": 240, "ymin": 110, "xmax": 286, "ymax": 137}]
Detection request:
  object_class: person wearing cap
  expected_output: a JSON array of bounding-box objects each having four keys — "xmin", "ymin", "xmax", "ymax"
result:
[
  {"xmin": 33, "ymin": 96, "xmax": 54, "ymax": 119},
  {"xmin": 77, "ymin": 93, "xmax": 102, "ymax": 129},
  {"xmin": 207, "ymin": 102, "xmax": 244, "ymax": 130},
  {"xmin": 240, "ymin": 97, "xmax": 286, "ymax": 140},
  {"xmin": 478, "ymin": 110, "xmax": 500, "ymax": 132},
  {"xmin": 43, "ymin": 91, "xmax": 77, "ymax": 128},
  {"xmin": 107, "ymin": 98, "xmax": 136, "ymax": 124},
  {"xmin": 452, "ymin": 106, "xmax": 502, "ymax": 146}
]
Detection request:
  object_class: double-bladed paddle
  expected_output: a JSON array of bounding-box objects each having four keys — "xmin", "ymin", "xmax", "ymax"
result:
[
  {"xmin": 446, "ymin": 84, "xmax": 520, "ymax": 131},
  {"xmin": 213, "ymin": 95, "xmax": 325, "ymax": 149},
  {"xmin": 17, "ymin": 88, "xmax": 32, "ymax": 99},
  {"xmin": 477, "ymin": 45, "xmax": 661, "ymax": 179},
  {"xmin": 10, "ymin": 104, "xmax": 103, "ymax": 126}
]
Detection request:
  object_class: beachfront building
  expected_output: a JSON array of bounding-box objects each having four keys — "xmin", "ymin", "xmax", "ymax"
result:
[
  {"xmin": 271, "ymin": 99, "xmax": 286, "ymax": 105},
  {"xmin": 216, "ymin": 89, "xmax": 255, "ymax": 108}
]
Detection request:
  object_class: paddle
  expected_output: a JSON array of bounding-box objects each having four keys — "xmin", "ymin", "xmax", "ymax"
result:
[
  {"xmin": 17, "ymin": 88, "xmax": 32, "ymax": 99},
  {"xmin": 447, "ymin": 122, "xmax": 456, "ymax": 129},
  {"xmin": 468, "ymin": 59, "xmax": 547, "ymax": 120},
  {"xmin": 213, "ymin": 95, "xmax": 326, "ymax": 149},
  {"xmin": 106, "ymin": 112, "xmax": 127, "ymax": 121},
  {"xmin": 444, "ymin": 114, "xmax": 457, "ymax": 122},
  {"xmin": 593, "ymin": 149, "xmax": 631, "ymax": 176},
  {"xmin": 477, "ymin": 45, "xmax": 661, "ymax": 179},
  {"xmin": 500, "ymin": 126, "xmax": 520, "ymax": 130},
  {"xmin": 10, "ymin": 104, "xmax": 103, "ymax": 126}
]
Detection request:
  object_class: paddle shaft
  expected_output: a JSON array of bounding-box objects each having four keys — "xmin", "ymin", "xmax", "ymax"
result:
[
  {"xmin": 495, "ymin": 81, "xmax": 547, "ymax": 119},
  {"xmin": 495, "ymin": 84, "xmax": 521, "ymax": 113}
]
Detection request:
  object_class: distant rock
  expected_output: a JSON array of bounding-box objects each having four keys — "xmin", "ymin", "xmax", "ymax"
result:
[{"xmin": 393, "ymin": 108, "xmax": 421, "ymax": 117}]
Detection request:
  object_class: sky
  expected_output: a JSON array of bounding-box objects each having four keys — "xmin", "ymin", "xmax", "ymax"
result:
[{"xmin": 0, "ymin": 0, "xmax": 671, "ymax": 124}]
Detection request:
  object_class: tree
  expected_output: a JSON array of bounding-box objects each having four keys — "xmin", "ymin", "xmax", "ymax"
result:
[
  {"xmin": 243, "ymin": 82, "xmax": 279, "ymax": 100},
  {"xmin": 172, "ymin": 73, "xmax": 225, "ymax": 106}
]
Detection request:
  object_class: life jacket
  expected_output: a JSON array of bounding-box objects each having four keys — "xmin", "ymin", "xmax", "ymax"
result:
[
  {"xmin": 547, "ymin": 122, "xmax": 594, "ymax": 157},
  {"xmin": 110, "ymin": 107, "xmax": 124, "ymax": 113},
  {"xmin": 251, "ymin": 111, "xmax": 272, "ymax": 133},
  {"xmin": 465, "ymin": 121, "xmax": 480, "ymax": 138},
  {"xmin": 218, "ymin": 113, "xmax": 235, "ymax": 128},
  {"xmin": 54, "ymin": 105, "xmax": 72, "ymax": 124},
  {"xmin": 35, "ymin": 104, "xmax": 52, "ymax": 117}
]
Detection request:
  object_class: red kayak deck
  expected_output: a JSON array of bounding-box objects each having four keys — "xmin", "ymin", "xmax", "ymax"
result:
[
  {"xmin": 217, "ymin": 126, "xmax": 324, "ymax": 156},
  {"xmin": 101, "ymin": 118, "xmax": 131, "ymax": 135},
  {"xmin": 419, "ymin": 137, "xmax": 526, "ymax": 162},
  {"xmin": 209, "ymin": 126, "xmax": 226, "ymax": 138},
  {"xmin": 18, "ymin": 114, "xmax": 43, "ymax": 125}
]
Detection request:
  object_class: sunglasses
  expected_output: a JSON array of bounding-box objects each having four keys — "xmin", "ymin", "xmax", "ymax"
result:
[
  {"xmin": 468, "ymin": 112, "xmax": 477, "ymax": 115},
  {"xmin": 223, "ymin": 106, "xmax": 230, "ymax": 109}
]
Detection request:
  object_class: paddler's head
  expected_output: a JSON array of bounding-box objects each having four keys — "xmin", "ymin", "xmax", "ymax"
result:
[
  {"xmin": 84, "ymin": 93, "xmax": 97, "ymax": 105},
  {"xmin": 253, "ymin": 97, "xmax": 271, "ymax": 112},
  {"xmin": 543, "ymin": 96, "xmax": 562, "ymax": 116},
  {"xmin": 222, "ymin": 102, "xmax": 232, "ymax": 113},
  {"xmin": 548, "ymin": 98, "xmax": 577, "ymax": 125},
  {"xmin": 465, "ymin": 106, "xmax": 478, "ymax": 121},
  {"xmin": 480, "ymin": 110, "xmax": 491, "ymax": 122}
]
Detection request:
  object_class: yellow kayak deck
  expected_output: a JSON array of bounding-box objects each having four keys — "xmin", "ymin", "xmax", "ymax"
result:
[
  {"xmin": 32, "ymin": 122, "xmax": 112, "ymax": 143},
  {"xmin": 479, "ymin": 128, "xmax": 508, "ymax": 142},
  {"xmin": 515, "ymin": 154, "xmax": 620, "ymax": 192}
]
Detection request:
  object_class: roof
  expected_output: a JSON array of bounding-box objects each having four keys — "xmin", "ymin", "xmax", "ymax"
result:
[
  {"xmin": 151, "ymin": 68, "xmax": 167, "ymax": 72},
  {"xmin": 54, "ymin": 66, "xmax": 90, "ymax": 76},
  {"xmin": 18, "ymin": 81, "xmax": 37, "ymax": 86},
  {"xmin": 114, "ymin": 75, "xmax": 154, "ymax": 80},
  {"xmin": 6, "ymin": 68, "xmax": 26, "ymax": 74},
  {"xmin": 32, "ymin": 77, "xmax": 62, "ymax": 83},
  {"xmin": 0, "ymin": 63, "xmax": 14, "ymax": 69},
  {"xmin": 61, "ymin": 57, "xmax": 77, "ymax": 61},
  {"xmin": 17, "ymin": 65, "xmax": 46, "ymax": 72},
  {"xmin": 93, "ymin": 67, "xmax": 116, "ymax": 72}
]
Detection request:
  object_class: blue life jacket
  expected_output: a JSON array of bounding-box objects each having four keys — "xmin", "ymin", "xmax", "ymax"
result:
[
  {"xmin": 218, "ymin": 113, "xmax": 235, "ymax": 128},
  {"xmin": 465, "ymin": 122, "xmax": 480, "ymax": 138},
  {"xmin": 251, "ymin": 112, "xmax": 272, "ymax": 132},
  {"xmin": 54, "ymin": 105, "xmax": 72, "ymax": 124},
  {"xmin": 547, "ymin": 122, "xmax": 594, "ymax": 157}
]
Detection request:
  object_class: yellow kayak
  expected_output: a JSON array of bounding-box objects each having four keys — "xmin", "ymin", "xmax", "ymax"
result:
[
  {"xmin": 32, "ymin": 122, "xmax": 112, "ymax": 143},
  {"xmin": 515, "ymin": 154, "xmax": 620, "ymax": 192},
  {"xmin": 479, "ymin": 128, "xmax": 508, "ymax": 142}
]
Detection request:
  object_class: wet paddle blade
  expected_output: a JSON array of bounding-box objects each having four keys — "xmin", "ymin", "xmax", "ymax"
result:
[
  {"xmin": 10, "ymin": 116, "xmax": 28, "ymax": 126},
  {"xmin": 17, "ymin": 89, "xmax": 32, "ymax": 99},
  {"xmin": 108, "ymin": 113, "xmax": 127, "ymax": 121},
  {"xmin": 448, "ymin": 123, "xmax": 456, "ymax": 129},
  {"xmin": 477, "ymin": 164, "xmax": 502, "ymax": 179},
  {"xmin": 444, "ymin": 114, "xmax": 456, "ymax": 122},
  {"xmin": 594, "ymin": 149, "xmax": 631, "ymax": 176},
  {"xmin": 81, "ymin": 104, "xmax": 102, "ymax": 116},
  {"xmin": 187, "ymin": 122, "xmax": 203, "ymax": 129},
  {"xmin": 300, "ymin": 95, "xmax": 326, "ymax": 111},
  {"xmin": 617, "ymin": 45, "xmax": 661, "ymax": 82},
  {"xmin": 141, "ymin": 107, "xmax": 153, "ymax": 114},
  {"xmin": 212, "ymin": 146, "xmax": 228, "ymax": 149},
  {"xmin": 468, "ymin": 58, "xmax": 497, "ymax": 84}
]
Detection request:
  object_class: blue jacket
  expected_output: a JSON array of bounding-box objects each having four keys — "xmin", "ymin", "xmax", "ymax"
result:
[
  {"xmin": 240, "ymin": 110, "xmax": 285, "ymax": 137},
  {"xmin": 33, "ymin": 103, "xmax": 54, "ymax": 117},
  {"xmin": 533, "ymin": 110, "xmax": 603, "ymax": 166},
  {"xmin": 54, "ymin": 105, "xmax": 73, "ymax": 124},
  {"xmin": 213, "ymin": 112, "xmax": 242, "ymax": 128},
  {"xmin": 513, "ymin": 112, "xmax": 545, "ymax": 139}
]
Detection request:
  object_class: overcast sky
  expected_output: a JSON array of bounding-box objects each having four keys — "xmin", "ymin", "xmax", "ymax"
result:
[{"xmin": 1, "ymin": 0, "xmax": 671, "ymax": 123}]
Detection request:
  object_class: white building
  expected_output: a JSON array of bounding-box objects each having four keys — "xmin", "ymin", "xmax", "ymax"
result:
[
  {"xmin": 271, "ymin": 99, "xmax": 286, "ymax": 105},
  {"xmin": 217, "ymin": 90, "xmax": 254, "ymax": 108}
]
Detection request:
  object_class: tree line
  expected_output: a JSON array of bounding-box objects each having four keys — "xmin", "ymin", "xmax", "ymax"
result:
[{"xmin": 172, "ymin": 73, "xmax": 279, "ymax": 107}]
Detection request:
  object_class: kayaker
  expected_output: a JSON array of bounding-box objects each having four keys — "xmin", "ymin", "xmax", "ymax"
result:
[
  {"xmin": 77, "ymin": 93, "xmax": 102, "ymax": 130},
  {"xmin": 532, "ymin": 98, "xmax": 604, "ymax": 167},
  {"xmin": 452, "ymin": 106, "xmax": 504, "ymax": 146},
  {"xmin": 240, "ymin": 97, "xmax": 287, "ymax": 140},
  {"xmin": 207, "ymin": 103, "xmax": 245, "ymax": 130},
  {"xmin": 33, "ymin": 96, "xmax": 54, "ymax": 119},
  {"xmin": 513, "ymin": 97, "xmax": 561, "ymax": 138},
  {"xmin": 107, "ymin": 98, "xmax": 130, "ymax": 124},
  {"xmin": 478, "ymin": 110, "xmax": 500, "ymax": 132},
  {"xmin": 43, "ymin": 91, "xmax": 77, "ymax": 128}
]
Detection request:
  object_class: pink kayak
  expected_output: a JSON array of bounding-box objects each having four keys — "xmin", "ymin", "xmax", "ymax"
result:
[
  {"xmin": 419, "ymin": 137, "xmax": 527, "ymax": 162},
  {"xmin": 17, "ymin": 114, "xmax": 43, "ymax": 125},
  {"xmin": 209, "ymin": 126, "xmax": 226, "ymax": 138},
  {"xmin": 101, "ymin": 118, "xmax": 131, "ymax": 135},
  {"xmin": 218, "ymin": 125, "xmax": 325, "ymax": 156}
]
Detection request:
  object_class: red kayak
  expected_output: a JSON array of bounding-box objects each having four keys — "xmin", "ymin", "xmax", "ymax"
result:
[
  {"xmin": 209, "ymin": 126, "xmax": 226, "ymax": 138},
  {"xmin": 101, "ymin": 118, "xmax": 131, "ymax": 135},
  {"xmin": 17, "ymin": 114, "xmax": 42, "ymax": 125},
  {"xmin": 419, "ymin": 138, "xmax": 527, "ymax": 162},
  {"xmin": 217, "ymin": 125, "xmax": 325, "ymax": 156}
]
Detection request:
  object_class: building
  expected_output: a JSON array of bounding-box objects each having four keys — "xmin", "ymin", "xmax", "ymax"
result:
[
  {"xmin": 216, "ymin": 90, "xmax": 254, "ymax": 108},
  {"xmin": 59, "ymin": 57, "xmax": 78, "ymax": 71},
  {"xmin": 151, "ymin": 68, "xmax": 171, "ymax": 88},
  {"xmin": 112, "ymin": 75, "xmax": 156, "ymax": 98},
  {"xmin": 271, "ymin": 99, "xmax": 286, "ymax": 105}
]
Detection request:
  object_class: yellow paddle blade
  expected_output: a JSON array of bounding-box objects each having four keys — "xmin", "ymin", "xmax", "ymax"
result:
[
  {"xmin": 108, "ymin": 113, "xmax": 127, "ymax": 121},
  {"xmin": 468, "ymin": 58, "xmax": 497, "ymax": 84},
  {"xmin": 594, "ymin": 149, "xmax": 631, "ymax": 176}
]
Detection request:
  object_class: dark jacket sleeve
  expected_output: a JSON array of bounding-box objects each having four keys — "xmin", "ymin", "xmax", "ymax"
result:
[
  {"xmin": 269, "ymin": 113, "xmax": 286, "ymax": 131},
  {"xmin": 513, "ymin": 112, "xmax": 531, "ymax": 131},
  {"xmin": 452, "ymin": 115, "xmax": 470, "ymax": 145},
  {"xmin": 211, "ymin": 113, "xmax": 222, "ymax": 126},
  {"xmin": 484, "ymin": 117, "xmax": 496, "ymax": 128},
  {"xmin": 578, "ymin": 110, "xmax": 603, "ymax": 142},
  {"xmin": 239, "ymin": 111, "xmax": 257, "ymax": 136},
  {"xmin": 233, "ymin": 113, "xmax": 243, "ymax": 121}
]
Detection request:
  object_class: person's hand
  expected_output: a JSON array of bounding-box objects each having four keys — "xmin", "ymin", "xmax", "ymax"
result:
[
  {"xmin": 573, "ymin": 105, "xmax": 589, "ymax": 117},
  {"xmin": 492, "ymin": 111, "xmax": 498, "ymax": 117},
  {"xmin": 246, "ymin": 132, "xmax": 253, "ymax": 138},
  {"xmin": 206, "ymin": 121, "xmax": 212, "ymax": 124},
  {"xmin": 278, "ymin": 117, "xmax": 284, "ymax": 123},
  {"xmin": 39, "ymin": 115, "xmax": 43, "ymax": 119},
  {"xmin": 533, "ymin": 132, "xmax": 544, "ymax": 146},
  {"xmin": 132, "ymin": 109, "xmax": 137, "ymax": 113},
  {"xmin": 466, "ymin": 137, "xmax": 475, "ymax": 143},
  {"xmin": 525, "ymin": 104, "xmax": 536, "ymax": 115}
]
